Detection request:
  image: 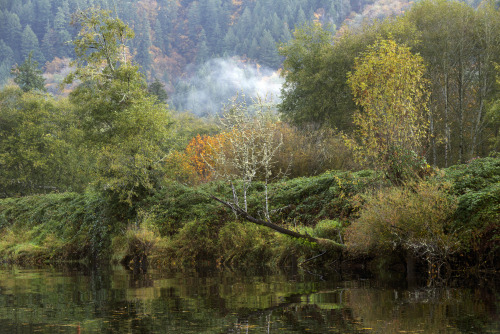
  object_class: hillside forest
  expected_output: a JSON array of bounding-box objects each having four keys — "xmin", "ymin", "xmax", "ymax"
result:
[
  {"xmin": 0, "ymin": 0, "xmax": 499, "ymax": 276},
  {"xmin": 0, "ymin": 0, "xmax": 375, "ymax": 91}
]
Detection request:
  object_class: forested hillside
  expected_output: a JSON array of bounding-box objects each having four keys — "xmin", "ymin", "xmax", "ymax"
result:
[{"xmin": 0, "ymin": 0, "xmax": 373, "ymax": 93}]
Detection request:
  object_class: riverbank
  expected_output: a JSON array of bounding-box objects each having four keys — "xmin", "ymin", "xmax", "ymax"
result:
[{"xmin": 0, "ymin": 157, "xmax": 498, "ymax": 278}]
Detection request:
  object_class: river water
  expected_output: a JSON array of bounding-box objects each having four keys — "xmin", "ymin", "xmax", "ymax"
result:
[{"xmin": 0, "ymin": 265, "xmax": 498, "ymax": 333}]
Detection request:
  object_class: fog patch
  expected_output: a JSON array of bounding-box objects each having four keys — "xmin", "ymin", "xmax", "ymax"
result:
[{"xmin": 170, "ymin": 57, "xmax": 283, "ymax": 116}]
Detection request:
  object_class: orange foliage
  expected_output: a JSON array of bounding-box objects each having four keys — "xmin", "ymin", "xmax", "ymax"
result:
[
  {"xmin": 185, "ymin": 133, "xmax": 230, "ymax": 182},
  {"xmin": 44, "ymin": 57, "xmax": 69, "ymax": 74},
  {"xmin": 164, "ymin": 132, "xmax": 232, "ymax": 184},
  {"xmin": 163, "ymin": 150, "xmax": 197, "ymax": 183}
]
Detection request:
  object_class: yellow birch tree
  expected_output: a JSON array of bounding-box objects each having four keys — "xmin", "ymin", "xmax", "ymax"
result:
[{"xmin": 346, "ymin": 39, "xmax": 430, "ymax": 183}]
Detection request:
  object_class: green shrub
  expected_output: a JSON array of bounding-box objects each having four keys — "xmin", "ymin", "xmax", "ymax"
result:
[
  {"xmin": 0, "ymin": 190, "xmax": 117, "ymax": 262},
  {"xmin": 444, "ymin": 157, "xmax": 500, "ymax": 195},
  {"xmin": 268, "ymin": 170, "xmax": 380, "ymax": 225}
]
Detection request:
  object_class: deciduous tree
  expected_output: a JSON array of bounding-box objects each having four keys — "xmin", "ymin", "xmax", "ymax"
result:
[
  {"xmin": 345, "ymin": 39, "xmax": 429, "ymax": 183},
  {"xmin": 64, "ymin": 8, "xmax": 172, "ymax": 204},
  {"xmin": 204, "ymin": 96, "xmax": 343, "ymax": 250}
]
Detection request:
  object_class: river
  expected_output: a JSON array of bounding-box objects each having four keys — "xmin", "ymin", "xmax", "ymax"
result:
[{"xmin": 0, "ymin": 265, "xmax": 498, "ymax": 333}]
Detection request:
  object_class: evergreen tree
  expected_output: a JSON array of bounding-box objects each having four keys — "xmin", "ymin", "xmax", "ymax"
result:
[
  {"xmin": 135, "ymin": 16, "xmax": 153, "ymax": 74},
  {"xmin": 34, "ymin": 0, "xmax": 52, "ymax": 38},
  {"xmin": 281, "ymin": 22, "xmax": 292, "ymax": 43},
  {"xmin": 18, "ymin": 1, "xmax": 35, "ymax": 28},
  {"xmin": 21, "ymin": 25, "xmax": 44, "ymax": 64},
  {"xmin": 296, "ymin": 6, "xmax": 307, "ymax": 24},
  {"xmin": 11, "ymin": 51, "xmax": 46, "ymax": 92},
  {"xmin": 249, "ymin": 37, "xmax": 259, "ymax": 59},
  {"xmin": 223, "ymin": 27, "xmax": 238, "ymax": 54},
  {"xmin": 148, "ymin": 77, "xmax": 168, "ymax": 103},
  {"xmin": 41, "ymin": 23, "xmax": 57, "ymax": 61},
  {"xmin": 54, "ymin": 1, "xmax": 72, "ymax": 57},
  {"xmin": 259, "ymin": 30, "xmax": 280, "ymax": 68},
  {"xmin": 187, "ymin": 1, "xmax": 201, "ymax": 39},
  {"xmin": 154, "ymin": 19, "xmax": 164, "ymax": 51},
  {"xmin": 5, "ymin": 12, "xmax": 22, "ymax": 61},
  {"xmin": 236, "ymin": 7, "xmax": 252, "ymax": 37},
  {"xmin": 197, "ymin": 29, "xmax": 210, "ymax": 62}
]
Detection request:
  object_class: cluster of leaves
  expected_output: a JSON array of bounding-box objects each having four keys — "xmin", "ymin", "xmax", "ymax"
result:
[
  {"xmin": 441, "ymin": 157, "xmax": 500, "ymax": 268},
  {"xmin": 165, "ymin": 132, "xmax": 231, "ymax": 184}
]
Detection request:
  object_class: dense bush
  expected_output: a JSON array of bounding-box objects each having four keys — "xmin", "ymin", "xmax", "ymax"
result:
[
  {"xmin": 345, "ymin": 181, "xmax": 458, "ymax": 265},
  {"xmin": 269, "ymin": 170, "xmax": 380, "ymax": 225}
]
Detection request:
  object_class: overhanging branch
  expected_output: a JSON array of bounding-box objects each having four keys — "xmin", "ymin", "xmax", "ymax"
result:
[{"xmin": 210, "ymin": 194, "xmax": 345, "ymax": 251}]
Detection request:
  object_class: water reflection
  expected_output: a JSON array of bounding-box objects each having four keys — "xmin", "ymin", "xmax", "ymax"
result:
[{"xmin": 0, "ymin": 265, "xmax": 497, "ymax": 333}]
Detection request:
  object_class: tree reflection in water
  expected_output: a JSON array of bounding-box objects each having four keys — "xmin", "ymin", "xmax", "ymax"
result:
[{"xmin": 0, "ymin": 265, "xmax": 497, "ymax": 333}]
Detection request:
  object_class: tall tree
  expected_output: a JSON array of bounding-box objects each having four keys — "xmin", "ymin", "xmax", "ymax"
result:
[
  {"xmin": 4, "ymin": 12, "xmax": 22, "ymax": 61},
  {"xmin": 345, "ymin": 39, "xmax": 429, "ymax": 183},
  {"xmin": 64, "ymin": 8, "xmax": 173, "ymax": 204},
  {"xmin": 148, "ymin": 77, "xmax": 168, "ymax": 104},
  {"xmin": 279, "ymin": 23, "xmax": 353, "ymax": 128},
  {"xmin": 34, "ymin": 0, "xmax": 52, "ymax": 38},
  {"xmin": 54, "ymin": 2, "xmax": 72, "ymax": 57},
  {"xmin": 0, "ymin": 39, "xmax": 14, "ymax": 86},
  {"xmin": 135, "ymin": 15, "xmax": 153, "ymax": 74},
  {"xmin": 20, "ymin": 25, "xmax": 44, "ymax": 64},
  {"xmin": 259, "ymin": 30, "xmax": 280, "ymax": 68}
]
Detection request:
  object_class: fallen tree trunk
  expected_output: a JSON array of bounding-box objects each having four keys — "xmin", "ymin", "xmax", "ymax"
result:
[{"xmin": 210, "ymin": 195, "xmax": 345, "ymax": 251}]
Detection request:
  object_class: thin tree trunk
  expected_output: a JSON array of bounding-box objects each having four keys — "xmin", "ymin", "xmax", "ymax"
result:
[
  {"xmin": 429, "ymin": 104, "xmax": 436, "ymax": 165},
  {"xmin": 406, "ymin": 250, "xmax": 417, "ymax": 287},
  {"xmin": 444, "ymin": 72, "xmax": 450, "ymax": 167},
  {"xmin": 471, "ymin": 57, "xmax": 489, "ymax": 158},
  {"xmin": 458, "ymin": 56, "xmax": 465, "ymax": 164}
]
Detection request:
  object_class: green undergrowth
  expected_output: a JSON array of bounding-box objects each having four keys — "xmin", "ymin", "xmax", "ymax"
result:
[
  {"xmin": 0, "ymin": 191, "xmax": 111, "ymax": 263},
  {"xmin": 0, "ymin": 158, "xmax": 498, "ymax": 272},
  {"xmin": 441, "ymin": 157, "xmax": 500, "ymax": 270}
]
